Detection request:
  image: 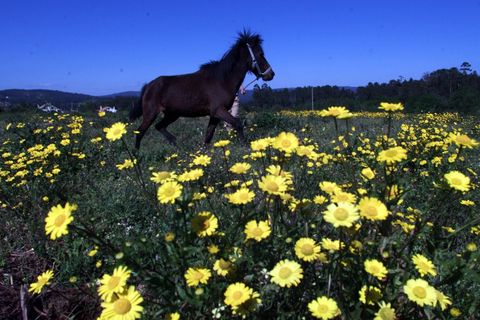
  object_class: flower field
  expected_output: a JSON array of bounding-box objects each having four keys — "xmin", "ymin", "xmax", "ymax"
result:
[{"xmin": 1, "ymin": 105, "xmax": 479, "ymax": 319}]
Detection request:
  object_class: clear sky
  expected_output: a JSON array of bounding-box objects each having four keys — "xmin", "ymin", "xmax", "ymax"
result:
[{"xmin": 1, "ymin": 0, "xmax": 479, "ymax": 95}]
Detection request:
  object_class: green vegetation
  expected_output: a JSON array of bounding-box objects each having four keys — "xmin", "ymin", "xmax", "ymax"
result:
[{"xmin": 0, "ymin": 107, "xmax": 479, "ymax": 319}]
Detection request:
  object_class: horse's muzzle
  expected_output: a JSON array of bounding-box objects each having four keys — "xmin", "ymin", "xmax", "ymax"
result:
[{"xmin": 262, "ymin": 69, "xmax": 275, "ymax": 81}]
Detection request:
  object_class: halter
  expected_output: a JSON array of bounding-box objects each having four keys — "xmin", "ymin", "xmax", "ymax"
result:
[{"xmin": 246, "ymin": 43, "xmax": 272, "ymax": 78}]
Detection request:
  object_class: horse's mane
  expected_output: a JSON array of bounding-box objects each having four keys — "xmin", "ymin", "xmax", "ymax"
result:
[{"xmin": 199, "ymin": 31, "xmax": 263, "ymax": 79}]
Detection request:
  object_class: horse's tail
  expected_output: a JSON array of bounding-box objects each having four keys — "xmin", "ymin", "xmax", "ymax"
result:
[{"xmin": 129, "ymin": 84, "xmax": 147, "ymax": 121}]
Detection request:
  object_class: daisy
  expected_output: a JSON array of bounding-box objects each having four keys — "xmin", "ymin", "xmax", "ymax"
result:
[
  {"xmin": 45, "ymin": 203, "xmax": 76, "ymax": 240},
  {"xmin": 28, "ymin": 270, "xmax": 54, "ymax": 294},
  {"xmin": 269, "ymin": 259, "xmax": 303, "ymax": 288}
]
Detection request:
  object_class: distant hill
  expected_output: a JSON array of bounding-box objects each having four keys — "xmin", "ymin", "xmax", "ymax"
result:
[
  {"xmin": 100, "ymin": 91, "xmax": 140, "ymax": 98},
  {"xmin": 0, "ymin": 89, "xmax": 95, "ymax": 105},
  {"xmin": 0, "ymin": 89, "xmax": 141, "ymax": 109},
  {"xmin": 0, "ymin": 86, "xmax": 357, "ymax": 108}
]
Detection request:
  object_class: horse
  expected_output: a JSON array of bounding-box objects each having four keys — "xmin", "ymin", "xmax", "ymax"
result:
[{"xmin": 129, "ymin": 31, "xmax": 275, "ymax": 149}]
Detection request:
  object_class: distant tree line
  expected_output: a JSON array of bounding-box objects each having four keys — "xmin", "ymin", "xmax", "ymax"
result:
[{"xmin": 246, "ymin": 63, "xmax": 480, "ymax": 113}]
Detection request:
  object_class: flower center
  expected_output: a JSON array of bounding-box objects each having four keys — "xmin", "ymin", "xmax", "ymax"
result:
[
  {"xmin": 413, "ymin": 286, "xmax": 427, "ymax": 299},
  {"xmin": 451, "ymin": 178, "xmax": 461, "ymax": 186},
  {"xmin": 202, "ymin": 219, "xmax": 210, "ymax": 230},
  {"xmin": 365, "ymin": 206, "xmax": 378, "ymax": 217},
  {"xmin": 164, "ymin": 186, "xmax": 176, "ymax": 196},
  {"xmin": 456, "ymin": 135, "xmax": 469, "ymax": 144},
  {"xmin": 281, "ymin": 140, "xmax": 291, "ymax": 148},
  {"xmin": 266, "ymin": 181, "xmax": 279, "ymax": 192},
  {"xmin": 108, "ymin": 276, "xmax": 121, "ymax": 289},
  {"xmin": 301, "ymin": 244, "xmax": 314, "ymax": 255},
  {"xmin": 279, "ymin": 267, "xmax": 292, "ymax": 279},
  {"xmin": 219, "ymin": 260, "xmax": 230, "ymax": 270},
  {"xmin": 193, "ymin": 271, "xmax": 204, "ymax": 280},
  {"xmin": 385, "ymin": 149, "xmax": 398, "ymax": 158},
  {"xmin": 333, "ymin": 208, "xmax": 349, "ymax": 221},
  {"xmin": 317, "ymin": 304, "xmax": 329, "ymax": 314},
  {"xmin": 54, "ymin": 214, "xmax": 66, "ymax": 227},
  {"xmin": 233, "ymin": 291, "xmax": 243, "ymax": 300},
  {"xmin": 113, "ymin": 298, "xmax": 132, "ymax": 315},
  {"xmin": 252, "ymin": 227, "xmax": 263, "ymax": 237}
]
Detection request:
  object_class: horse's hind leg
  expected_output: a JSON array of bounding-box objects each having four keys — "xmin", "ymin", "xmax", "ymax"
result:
[
  {"xmin": 204, "ymin": 117, "xmax": 220, "ymax": 145},
  {"xmin": 135, "ymin": 110, "xmax": 158, "ymax": 149},
  {"xmin": 155, "ymin": 113, "xmax": 179, "ymax": 146},
  {"xmin": 215, "ymin": 108, "xmax": 245, "ymax": 142}
]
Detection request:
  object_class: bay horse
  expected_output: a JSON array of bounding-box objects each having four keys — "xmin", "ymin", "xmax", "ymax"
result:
[{"xmin": 129, "ymin": 31, "xmax": 275, "ymax": 149}]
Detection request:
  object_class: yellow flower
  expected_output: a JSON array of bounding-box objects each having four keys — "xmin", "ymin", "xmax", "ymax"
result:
[
  {"xmin": 258, "ymin": 174, "xmax": 288, "ymax": 195},
  {"xmin": 98, "ymin": 111, "xmax": 106, "ymax": 117},
  {"xmin": 100, "ymin": 285, "xmax": 143, "ymax": 319},
  {"xmin": 191, "ymin": 211, "xmax": 218, "ymax": 237},
  {"xmin": 266, "ymin": 165, "xmax": 293, "ymax": 182},
  {"xmin": 157, "ymin": 181, "xmax": 183, "ymax": 204},
  {"xmin": 294, "ymin": 238, "xmax": 321, "ymax": 262},
  {"xmin": 244, "ymin": 220, "xmax": 271, "ymax": 242},
  {"xmin": 178, "ymin": 168, "xmax": 204, "ymax": 182},
  {"xmin": 231, "ymin": 290, "xmax": 261, "ymax": 317},
  {"xmin": 192, "ymin": 154, "xmax": 211, "ymax": 166},
  {"xmin": 214, "ymin": 140, "xmax": 230, "ymax": 147},
  {"xmin": 230, "ymin": 162, "xmax": 251, "ymax": 174},
  {"xmin": 269, "ymin": 259, "xmax": 303, "ymax": 288},
  {"xmin": 150, "ymin": 171, "xmax": 176, "ymax": 183},
  {"xmin": 323, "ymin": 202, "xmax": 360, "ymax": 228},
  {"xmin": 358, "ymin": 197, "xmax": 389, "ymax": 221},
  {"xmin": 324, "ymin": 106, "xmax": 350, "ymax": 118},
  {"xmin": 116, "ymin": 159, "xmax": 136, "ymax": 170},
  {"xmin": 359, "ymin": 285, "xmax": 382, "ymax": 305},
  {"xmin": 224, "ymin": 282, "xmax": 253, "ymax": 307},
  {"xmin": 436, "ymin": 290, "xmax": 451, "ymax": 311},
  {"xmin": 207, "ymin": 244, "xmax": 220, "ymax": 254},
  {"xmin": 165, "ymin": 312, "xmax": 180, "ymax": 320},
  {"xmin": 164, "ymin": 232, "xmax": 175, "ymax": 242},
  {"xmin": 444, "ymin": 171, "xmax": 471, "ymax": 192},
  {"xmin": 403, "ymin": 278, "xmax": 437, "ymax": 307},
  {"xmin": 364, "ymin": 259, "xmax": 388, "ymax": 280},
  {"xmin": 460, "ymin": 199, "xmax": 475, "ymax": 206},
  {"xmin": 379, "ymin": 102, "xmax": 404, "ymax": 112},
  {"xmin": 105, "ymin": 122, "xmax": 127, "ymax": 141},
  {"xmin": 412, "ymin": 254, "xmax": 437, "ymax": 277},
  {"xmin": 250, "ymin": 137, "xmax": 272, "ymax": 151},
  {"xmin": 313, "ymin": 195, "xmax": 327, "ymax": 205},
  {"xmin": 319, "ymin": 181, "xmax": 341, "ymax": 194},
  {"xmin": 450, "ymin": 307, "xmax": 462, "ymax": 317},
  {"xmin": 377, "ymin": 147, "xmax": 407, "ymax": 164},
  {"xmin": 448, "ymin": 132, "xmax": 479, "ymax": 149},
  {"xmin": 88, "ymin": 246, "xmax": 98, "ymax": 257},
  {"xmin": 184, "ymin": 267, "xmax": 211, "ymax": 287},
  {"xmin": 330, "ymin": 190, "xmax": 357, "ymax": 204},
  {"xmin": 466, "ymin": 242, "xmax": 477, "ymax": 252},
  {"xmin": 272, "ymin": 132, "xmax": 299, "ymax": 153},
  {"xmin": 308, "ymin": 296, "xmax": 340, "ymax": 319},
  {"xmin": 45, "ymin": 203, "xmax": 76, "ymax": 240},
  {"xmin": 28, "ymin": 270, "xmax": 54, "ymax": 294},
  {"xmin": 374, "ymin": 301, "xmax": 396, "ymax": 320},
  {"xmin": 225, "ymin": 188, "xmax": 255, "ymax": 205},
  {"xmin": 213, "ymin": 259, "xmax": 233, "ymax": 276},
  {"xmin": 321, "ymin": 238, "xmax": 342, "ymax": 251},
  {"xmin": 361, "ymin": 167, "xmax": 375, "ymax": 180},
  {"xmin": 98, "ymin": 266, "xmax": 132, "ymax": 302}
]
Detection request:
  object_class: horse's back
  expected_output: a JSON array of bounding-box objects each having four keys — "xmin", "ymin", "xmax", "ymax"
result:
[{"xmin": 144, "ymin": 72, "xmax": 213, "ymax": 117}]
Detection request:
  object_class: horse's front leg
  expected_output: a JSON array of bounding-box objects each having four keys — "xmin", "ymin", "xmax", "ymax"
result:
[
  {"xmin": 205, "ymin": 117, "xmax": 220, "ymax": 145},
  {"xmin": 214, "ymin": 107, "xmax": 245, "ymax": 142}
]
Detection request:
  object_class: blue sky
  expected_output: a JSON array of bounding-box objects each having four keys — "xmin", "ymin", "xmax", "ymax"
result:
[{"xmin": 1, "ymin": 0, "xmax": 479, "ymax": 95}]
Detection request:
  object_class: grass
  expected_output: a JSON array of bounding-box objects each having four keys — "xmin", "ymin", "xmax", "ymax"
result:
[{"xmin": 0, "ymin": 108, "xmax": 479, "ymax": 319}]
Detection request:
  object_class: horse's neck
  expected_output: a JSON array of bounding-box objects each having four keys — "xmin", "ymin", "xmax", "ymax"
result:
[{"xmin": 225, "ymin": 60, "xmax": 249, "ymax": 96}]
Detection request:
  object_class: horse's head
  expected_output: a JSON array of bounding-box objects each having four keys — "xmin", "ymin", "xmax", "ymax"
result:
[
  {"xmin": 239, "ymin": 32, "xmax": 275, "ymax": 81},
  {"xmin": 246, "ymin": 42, "xmax": 275, "ymax": 81}
]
